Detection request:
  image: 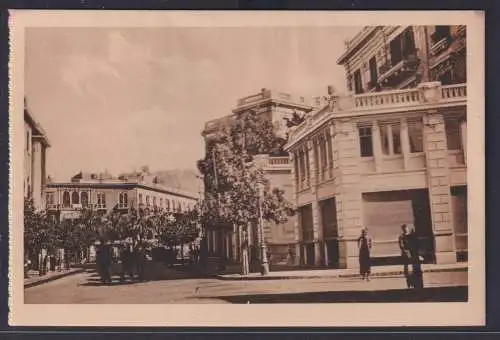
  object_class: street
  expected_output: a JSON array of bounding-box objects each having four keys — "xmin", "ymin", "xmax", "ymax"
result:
[{"xmin": 24, "ymin": 269, "xmax": 468, "ymax": 304}]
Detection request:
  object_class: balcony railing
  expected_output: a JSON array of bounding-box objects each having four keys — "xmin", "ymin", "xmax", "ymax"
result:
[
  {"xmin": 430, "ymin": 37, "xmax": 451, "ymax": 56},
  {"xmin": 268, "ymin": 156, "xmax": 290, "ymax": 166},
  {"xmin": 378, "ymin": 54, "xmax": 420, "ymax": 85},
  {"xmin": 287, "ymin": 82, "xmax": 467, "ymax": 148}
]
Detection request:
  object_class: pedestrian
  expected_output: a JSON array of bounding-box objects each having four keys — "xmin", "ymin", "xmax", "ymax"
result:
[
  {"xmin": 409, "ymin": 228, "xmax": 424, "ymax": 290},
  {"xmin": 357, "ymin": 228, "xmax": 372, "ymax": 281},
  {"xmin": 241, "ymin": 229, "xmax": 250, "ymax": 276},
  {"xmin": 96, "ymin": 243, "xmax": 112, "ymax": 284},
  {"xmin": 398, "ymin": 224, "xmax": 413, "ymax": 288},
  {"xmin": 120, "ymin": 244, "xmax": 134, "ymax": 281},
  {"xmin": 135, "ymin": 245, "xmax": 147, "ymax": 282}
]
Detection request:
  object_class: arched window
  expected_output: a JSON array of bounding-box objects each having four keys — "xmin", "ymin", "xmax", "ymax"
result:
[
  {"xmin": 119, "ymin": 192, "xmax": 128, "ymax": 208},
  {"xmin": 81, "ymin": 192, "xmax": 89, "ymax": 208},
  {"xmin": 63, "ymin": 191, "xmax": 70, "ymax": 208},
  {"xmin": 72, "ymin": 191, "xmax": 80, "ymax": 205}
]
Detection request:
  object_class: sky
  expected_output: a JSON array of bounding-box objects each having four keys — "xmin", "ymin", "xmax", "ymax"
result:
[{"xmin": 25, "ymin": 26, "xmax": 361, "ymax": 181}]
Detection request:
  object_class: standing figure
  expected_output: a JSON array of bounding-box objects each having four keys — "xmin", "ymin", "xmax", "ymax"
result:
[
  {"xmin": 120, "ymin": 244, "xmax": 134, "ymax": 281},
  {"xmin": 409, "ymin": 228, "xmax": 424, "ymax": 290},
  {"xmin": 135, "ymin": 245, "xmax": 147, "ymax": 282},
  {"xmin": 96, "ymin": 243, "xmax": 112, "ymax": 284},
  {"xmin": 241, "ymin": 228, "xmax": 250, "ymax": 276},
  {"xmin": 357, "ymin": 228, "xmax": 372, "ymax": 281},
  {"xmin": 398, "ymin": 224, "xmax": 412, "ymax": 288}
]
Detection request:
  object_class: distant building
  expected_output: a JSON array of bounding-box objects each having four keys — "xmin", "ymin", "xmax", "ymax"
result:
[
  {"xmin": 201, "ymin": 89, "xmax": 320, "ymax": 264},
  {"xmin": 24, "ymin": 98, "xmax": 50, "ymax": 210},
  {"xmin": 44, "ymin": 170, "xmax": 198, "ymax": 221}
]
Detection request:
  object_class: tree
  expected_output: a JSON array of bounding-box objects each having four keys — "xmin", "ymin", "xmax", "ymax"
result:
[
  {"xmin": 24, "ymin": 198, "xmax": 56, "ymax": 270},
  {"xmin": 197, "ymin": 110, "xmax": 295, "ymax": 273},
  {"xmin": 283, "ymin": 110, "xmax": 306, "ymax": 128}
]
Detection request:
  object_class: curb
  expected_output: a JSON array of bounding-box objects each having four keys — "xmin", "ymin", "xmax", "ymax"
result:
[
  {"xmin": 216, "ymin": 266, "xmax": 468, "ymax": 281},
  {"xmin": 24, "ymin": 268, "xmax": 85, "ymax": 288}
]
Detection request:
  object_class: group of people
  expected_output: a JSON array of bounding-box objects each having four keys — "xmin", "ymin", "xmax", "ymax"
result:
[
  {"xmin": 96, "ymin": 243, "xmax": 148, "ymax": 284},
  {"xmin": 357, "ymin": 224, "xmax": 424, "ymax": 289}
]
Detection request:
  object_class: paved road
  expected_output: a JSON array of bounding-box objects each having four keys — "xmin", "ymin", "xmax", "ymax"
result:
[{"xmin": 24, "ymin": 269, "xmax": 467, "ymax": 304}]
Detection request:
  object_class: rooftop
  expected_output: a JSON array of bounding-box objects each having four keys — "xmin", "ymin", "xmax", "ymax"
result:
[{"xmin": 24, "ymin": 97, "xmax": 51, "ymax": 147}]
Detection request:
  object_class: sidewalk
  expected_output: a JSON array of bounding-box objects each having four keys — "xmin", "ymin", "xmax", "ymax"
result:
[
  {"xmin": 24, "ymin": 268, "xmax": 85, "ymax": 288},
  {"xmin": 216, "ymin": 262, "xmax": 468, "ymax": 281}
]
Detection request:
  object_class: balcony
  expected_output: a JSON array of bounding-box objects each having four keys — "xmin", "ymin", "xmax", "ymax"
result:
[
  {"xmin": 377, "ymin": 54, "xmax": 420, "ymax": 87},
  {"xmin": 430, "ymin": 36, "xmax": 451, "ymax": 57},
  {"xmin": 286, "ymin": 82, "xmax": 467, "ymax": 149}
]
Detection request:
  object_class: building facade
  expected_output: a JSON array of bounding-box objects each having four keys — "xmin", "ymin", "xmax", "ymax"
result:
[
  {"xmin": 285, "ymin": 81, "xmax": 467, "ymax": 268},
  {"xmin": 24, "ymin": 98, "xmax": 50, "ymax": 210},
  {"xmin": 201, "ymin": 89, "xmax": 320, "ymax": 264},
  {"xmin": 44, "ymin": 171, "xmax": 198, "ymax": 220},
  {"xmin": 337, "ymin": 25, "xmax": 466, "ymax": 93}
]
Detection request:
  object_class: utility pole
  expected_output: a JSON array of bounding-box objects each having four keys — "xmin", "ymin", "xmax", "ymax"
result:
[{"xmin": 258, "ymin": 182, "xmax": 269, "ymax": 276}]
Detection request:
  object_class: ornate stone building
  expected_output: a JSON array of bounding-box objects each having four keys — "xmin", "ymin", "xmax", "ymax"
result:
[
  {"xmin": 337, "ymin": 25, "xmax": 466, "ymax": 93},
  {"xmin": 44, "ymin": 171, "xmax": 198, "ymax": 221},
  {"xmin": 285, "ymin": 82, "xmax": 467, "ymax": 268},
  {"xmin": 24, "ymin": 98, "xmax": 50, "ymax": 210},
  {"xmin": 201, "ymin": 89, "xmax": 320, "ymax": 264}
]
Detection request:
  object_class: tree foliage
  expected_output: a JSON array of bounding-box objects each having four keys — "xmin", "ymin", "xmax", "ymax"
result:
[{"xmin": 197, "ymin": 109, "xmax": 295, "ymax": 233}]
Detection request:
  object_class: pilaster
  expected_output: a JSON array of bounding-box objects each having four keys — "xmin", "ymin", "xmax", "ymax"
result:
[
  {"xmin": 423, "ymin": 111, "xmax": 457, "ymax": 264},
  {"xmin": 372, "ymin": 120, "xmax": 383, "ymax": 172},
  {"xmin": 307, "ymin": 140, "xmax": 316, "ymax": 194},
  {"xmin": 333, "ymin": 120, "xmax": 363, "ymax": 269},
  {"xmin": 401, "ymin": 118, "xmax": 411, "ymax": 169}
]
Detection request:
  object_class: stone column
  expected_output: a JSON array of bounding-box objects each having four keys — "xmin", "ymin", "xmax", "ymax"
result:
[
  {"xmin": 401, "ymin": 118, "xmax": 411, "ymax": 169},
  {"xmin": 423, "ymin": 111, "xmax": 457, "ymax": 264},
  {"xmin": 372, "ymin": 121, "xmax": 383, "ymax": 172},
  {"xmin": 290, "ymin": 152, "xmax": 301, "ymax": 266},
  {"xmin": 312, "ymin": 199, "xmax": 323, "ymax": 266},
  {"xmin": 328, "ymin": 124, "xmax": 336, "ymax": 179},
  {"xmin": 333, "ymin": 120, "xmax": 364, "ymax": 269}
]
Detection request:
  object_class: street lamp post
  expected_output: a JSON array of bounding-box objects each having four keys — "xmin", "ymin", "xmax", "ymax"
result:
[{"xmin": 258, "ymin": 182, "xmax": 269, "ymax": 276}]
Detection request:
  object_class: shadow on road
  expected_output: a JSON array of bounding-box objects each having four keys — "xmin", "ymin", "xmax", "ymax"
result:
[{"xmin": 197, "ymin": 286, "xmax": 468, "ymax": 304}]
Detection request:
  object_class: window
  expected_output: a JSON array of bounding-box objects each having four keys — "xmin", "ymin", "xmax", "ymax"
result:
[
  {"xmin": 146, "ymin": 195, "xmax": 150, "ymax": 207},
  {"xmin": 369, "ymin": 56, "xmax": 378, "ymax": 86},
  {"xmin": 353, "ymin": 69, "xmax": 363, "ymax": 94},
  {"xmin": 408, "ymin": 118, "xmax": 424, "ymax": 153},
  {"xmin": 153, "ymin": 197, "xmax": 157, "ymax": 207},
  {"xmin": 63, "ymin": 191, "xmax": 70, "ymax": 208},
  {"xmin": 445, "ymin": 118, "xmax": 462, "ymax": 150},
  {"xmin": 45, "ymin": 192, "xmax": 55, "ymax": 208},
  {"xmin": 359, "ymin": 126, "xmax": 373, "ymax": 157},
  {"xmin": 81, "ymin": 191, "xmax": 89, "ymax": 208},
  {"xmin": 380, "ymin": 123, "xmax": 402, "ymax": 155},
  {"xmin": 431, "ymin": 26, "xmax": 451, "ymax": 45},
  {"xmin": 97, "ymin": 192, "xmax": 106, "ymax": 209},
  {"xmin": 177, "ymin": 202, "xmax": 182, "ymax": 212},
  {"xmin": 138, "ymin": 194, "xmax": 143, "ymax": 205},
  {"xmin": 119, "ymin": 192, "xmax": 128, "ymax": 208},
  {"xmin": 166, "ymin": 199, "xmax": 170, "ymax": 211},
  {"xmin": 160, "ymin": 198, "xmax": 163, "ymax": 208},
  {"xmin": 71, "ymin": 191, "xmax": 80, "ymax": 205}
]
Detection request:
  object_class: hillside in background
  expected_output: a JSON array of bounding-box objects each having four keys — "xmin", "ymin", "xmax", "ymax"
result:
[{"xmin": 153, "ymin": 168, "xmax": 203, "ymax": 196}]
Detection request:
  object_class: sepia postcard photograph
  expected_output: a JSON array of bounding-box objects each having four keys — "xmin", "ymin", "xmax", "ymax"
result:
[{"xmin": 8, "ymin": 10, "xmax": 485, "ymax": 327}]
